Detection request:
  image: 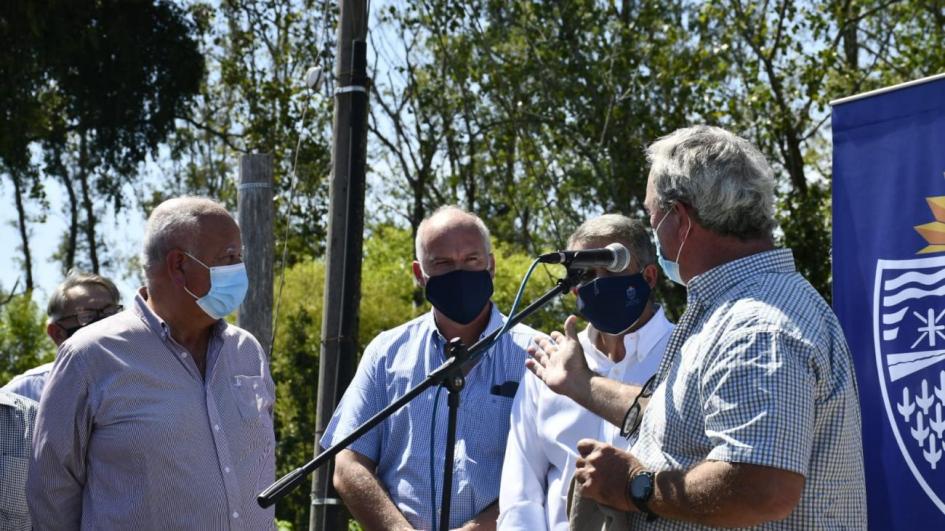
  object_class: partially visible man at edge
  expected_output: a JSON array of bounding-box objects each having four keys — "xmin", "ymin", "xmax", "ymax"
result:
[
  {"xmin": 498, "ymin": 214, "xmax": 674, "ymax": 530},
  {"xmin": 322, "ymin": 205, "xmax": 537, "ymax": 531},
  {"xmin": 528, "ymin": 125, "xmax": 866, "ymax": 529},
  {"xmin": 28, "ymin": 196, "xmax": 276, "ymax": 530},
  {"xmin": 1, "ymin": 389, "xmax": 38, "ymax": 530},
  {"xmin": 2, "ymin": 271, "xmax": 122, "ymax": 401}
]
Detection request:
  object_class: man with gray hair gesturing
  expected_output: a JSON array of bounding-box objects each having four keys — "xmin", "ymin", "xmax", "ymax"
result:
[
  {"xmin": 529, "ymin": 126, "xmax": 866, "ymax": 529},
  {"xmin": 28, "ymin": 196, "xmax": 275, "ymax": 530}
]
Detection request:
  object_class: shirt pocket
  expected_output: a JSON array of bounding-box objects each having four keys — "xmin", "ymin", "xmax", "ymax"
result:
[
  {"xmin": 233, "ymin": 374, "xmax": 273, "ymax": 420},
  {"xmin": 0, "ymin": 455, "xmax": 30, "ymax": 519}
]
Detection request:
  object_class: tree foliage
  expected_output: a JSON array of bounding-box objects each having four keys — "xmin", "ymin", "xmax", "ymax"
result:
[
  {"xmin": 0, "ymin": 0, "xmax": 203, "ymax": 283},
  {"xmin": 159, "ymin": 0, "xmax": 336, "ymax": 267},
  {"xmin": 0, "ymin": 291, "xmax": 54, "ymax": 386}
]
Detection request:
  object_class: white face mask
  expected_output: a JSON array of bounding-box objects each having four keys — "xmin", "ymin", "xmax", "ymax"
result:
[
  {"xmin": 182, "ymin": 252, "xmax": 249, "ymax": 319},
  {"xmin": 653, "ymin": 206, "xmax": 691, "ymax": 286}
]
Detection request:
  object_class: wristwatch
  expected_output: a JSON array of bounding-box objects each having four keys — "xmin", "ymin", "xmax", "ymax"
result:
[{"xmin": 627, "ymin": 470, "xmax": 659, "ymax": 522}]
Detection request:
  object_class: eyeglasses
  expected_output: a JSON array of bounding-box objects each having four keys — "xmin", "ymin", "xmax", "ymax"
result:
[
  {"xmin": 58, "ymin": 305, "xmax": 124, "ymax": 327},
  {"xmin": 621, "ymin": 373, "xmax": 659, "ymax": 438}
]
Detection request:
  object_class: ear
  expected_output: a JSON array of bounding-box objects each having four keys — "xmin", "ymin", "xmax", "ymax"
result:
[
  {"xmin": 412, "ymin": 260, "xmax": 426, "ymax": 287},
  {"xmin": 674, "ymin": 202, "xmax": 695, "ymax": 238},
  {"xmin": 47, "ymin": 322, "xmax": 68, "ymax": 346},
  {"xmin": 487, "ymin": 253, "xmax": 496, "ymax": 278},
  {"xmin": 642, "ymin": 263, "xmax": 659, "ymax": 289},
  {"xmin": 166, "ymin": 249, "xmax": 188, "ymax": 287}
]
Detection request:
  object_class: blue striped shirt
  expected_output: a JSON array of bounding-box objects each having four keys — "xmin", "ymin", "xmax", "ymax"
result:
[
  {"xmin": 27, "ymin": 289, "xmax": 275, "ymax": 530},
  {"xmin": 322, "ymin": 305, "xmax": 535, "ymax": 529},
  {"xmin": 629, "ymin": 249, "xmax": 866, "ymax": 529}
]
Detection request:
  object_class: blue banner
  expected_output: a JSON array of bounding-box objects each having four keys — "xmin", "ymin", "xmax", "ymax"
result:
[{"xmin": 833, "ymin": 74, "xmax": 945, "ymax": 529}]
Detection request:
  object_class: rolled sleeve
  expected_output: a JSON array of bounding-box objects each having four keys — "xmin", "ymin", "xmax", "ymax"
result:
[
  {"xmin": 498, "ymin": 372, "xmax": 549, "ymax": 531},
  {"xmin": 320, "ymin": 342, "xmax": 386, "ymax": 462},
  {"xmin": 701, "ymin": 329, "xmax": 815, "ymax": 476},
  {"xmin": 27, "ymin": 346, "xmax": 92, "ymax": 531}
]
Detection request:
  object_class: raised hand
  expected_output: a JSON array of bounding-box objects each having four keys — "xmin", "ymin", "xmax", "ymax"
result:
[{"xmin": 526, "ymin": 315, "xmax": 593, "ymax": 401}]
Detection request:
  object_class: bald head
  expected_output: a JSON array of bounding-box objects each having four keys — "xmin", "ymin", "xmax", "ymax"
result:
[
  {"xmin": 141, "ymin": 197, "xmax": 235, "ymax": 279},
  {"xmin": 415, "ymin": 206, "xmax": 492, "ymax": 267}
]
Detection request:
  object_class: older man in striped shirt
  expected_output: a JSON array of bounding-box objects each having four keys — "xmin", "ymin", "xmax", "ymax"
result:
[{"xmin": 28, "ymin": 197, "xmax": 275, "ymax": 530}]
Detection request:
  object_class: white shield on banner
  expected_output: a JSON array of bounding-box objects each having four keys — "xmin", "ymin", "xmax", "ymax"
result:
[{"xmin": 875, "ymin": 256, "xmax": 945, "ymax": 513}]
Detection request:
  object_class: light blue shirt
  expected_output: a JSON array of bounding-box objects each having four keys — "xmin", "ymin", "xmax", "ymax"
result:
[
  {"xmin": 322, "ymin": 304, "xmax": 535, "ymax": 529},
  {"xmin": 2, "ymin": 362, "xmax": 53, "ymax": 402}
]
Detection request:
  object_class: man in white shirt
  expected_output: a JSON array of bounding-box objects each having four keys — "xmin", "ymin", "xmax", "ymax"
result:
[{"xmin": 498, "ymin": 214, "xmax": 673, "ymax": 530}]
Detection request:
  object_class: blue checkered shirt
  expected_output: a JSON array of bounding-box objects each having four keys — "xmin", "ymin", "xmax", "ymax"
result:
[
  {"xmin": 628, "ymin": 249, "xmax": 866, "ymax": 529},
  {"xmin": 322, "ymin": 305, "xmax": 534, "ymax": 529},
  {"xmin": 1, "ymin": 390, "xmax": 37, "ymax": 531}
]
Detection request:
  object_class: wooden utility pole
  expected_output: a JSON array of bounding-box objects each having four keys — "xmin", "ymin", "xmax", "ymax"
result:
[
  {"xmin": 310, "ymin": 1, "xmax": 369, "ymax": 530},
  {"xmin": 237, "ymin": 154, "xmax": 274, "ymax": 356}
]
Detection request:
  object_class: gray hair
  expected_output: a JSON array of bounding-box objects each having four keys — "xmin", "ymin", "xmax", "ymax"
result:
[
  {"xmin": 646, "ymin": 125, "xmax": 776, "ymax": 239},
  {"xmin": 141, "ymin": 196, "xmax": 231, "ymax": 277},
  {"xmin": 48, "ymin": 270, "xmax": 120, "ymax": 320},
  {"xmin": 568, "ymin": 214, "xmax": 656, "ymax": 271},
  {"xmin": 415, "ymin": 205, "xmax": 492, "ymax": 264}
]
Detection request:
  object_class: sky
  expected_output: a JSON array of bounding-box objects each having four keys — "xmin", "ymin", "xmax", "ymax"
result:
[{"xmin": 0, "ymin": 174, "xmax": 151, "ymax": 308}]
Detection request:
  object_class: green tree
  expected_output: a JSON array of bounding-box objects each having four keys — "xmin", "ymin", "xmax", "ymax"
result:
[
  {"xmin": 0, "ymin": 292, "xmax": 54, "ymax": 386},
  {"xmin": 162, "ymin": 0, "xmax": 335, "ymax": 267},
  {"xmin": 1, "ymin": 0, "xmax": 203, "ymax": 281}
]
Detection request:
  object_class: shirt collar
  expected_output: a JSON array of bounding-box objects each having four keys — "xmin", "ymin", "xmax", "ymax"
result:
[
  {"xmin": 686, "ymin": 249, "xmax": 795, "ymax": 306},
  {"xmin": 425, "ymin": 303, "xmax": 504, "ymax": 350},
  {"xmin": 0, "ymin": 390, "xmax": 21, "ymax": 407},
  {"xmin": 631, "ymin": 305, "xmax": 672, "ymax": 361},
  {"xmin": 585, "ymin": 305, "xmax": 672, "ymax": 365},
  {"xmin": 134, "ymin": 287, "xmax": 227, "ymax": 340}
]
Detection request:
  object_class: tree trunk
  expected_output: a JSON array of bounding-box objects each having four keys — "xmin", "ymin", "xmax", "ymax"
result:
[
  {"xmin": 841, "ymin": 2, "xmax": 859, "ymax": 70},
  {"xmin": 78, "ymin": 133, "xmax": 100, "ymax": 273},
  {"xmin": 62, "ymin": 168, "xmax": 79, "ymax": 272},
  {"xmin": 11, "ymin": 172, "xmax": 34, "ymax": 291}
]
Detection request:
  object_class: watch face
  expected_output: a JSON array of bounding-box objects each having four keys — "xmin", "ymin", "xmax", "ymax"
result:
[{"xmin": 630, "ymin": 472, "xmax": 653, "ymax": 500}]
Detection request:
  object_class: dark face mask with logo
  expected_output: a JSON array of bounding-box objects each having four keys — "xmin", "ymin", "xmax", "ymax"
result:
[
  {"xmin": 424, "ymin": 269, "xmax": 494, "ymax": 325},
  {"xmin": 576, "ymin": 273, "xmax": 651, "ymax": 335}
]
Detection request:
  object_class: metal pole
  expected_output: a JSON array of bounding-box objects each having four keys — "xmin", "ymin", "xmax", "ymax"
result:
[
  {"xmin": 237, "ymin": 153, "xmax": 274, "ymax": 356},
  {"xmin": 311, "ymin": 0, "xmax": 369, "ymax": 529}
]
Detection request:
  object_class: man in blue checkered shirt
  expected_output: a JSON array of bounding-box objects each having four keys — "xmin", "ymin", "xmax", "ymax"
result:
[{"xmin": 529, "ymin": 126, "xmax": 866, "ymax": 529}]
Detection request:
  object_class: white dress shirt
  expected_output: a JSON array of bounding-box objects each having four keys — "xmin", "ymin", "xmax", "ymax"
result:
[{"xmin": 497, "ymin": 306, "xmax": 674, "ymax": 531}]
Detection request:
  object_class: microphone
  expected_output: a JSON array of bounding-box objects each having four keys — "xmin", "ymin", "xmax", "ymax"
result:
[{"xmin": 538, "ymin": 243, "xmax": 631, "ymax": 273}]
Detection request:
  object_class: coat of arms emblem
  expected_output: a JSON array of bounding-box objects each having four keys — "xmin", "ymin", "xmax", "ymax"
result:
[{"xmin": 874, "ymin": 197, "xmax": 945, "ymax": 513}]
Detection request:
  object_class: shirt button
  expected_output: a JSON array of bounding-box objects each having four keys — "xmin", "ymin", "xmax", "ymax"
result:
[
  {"xmin": 214, "ymin": 424, "xmax": 221, "ymax": 431},
  {"xmin": 180, "ymin": 352, "xmax": 187, "ymax": 358},
  {"xmin": 225, "ymin": 466, "xmax": 231, "ymax": 473},
  {"xmin": 232, "ymin": 512, "xmax": 239, "ymax": 519}
]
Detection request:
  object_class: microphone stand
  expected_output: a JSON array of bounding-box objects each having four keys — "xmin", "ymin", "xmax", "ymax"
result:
[{"xmin": 258, "ymin": 267, "xmax": 585, "ymax": 529}]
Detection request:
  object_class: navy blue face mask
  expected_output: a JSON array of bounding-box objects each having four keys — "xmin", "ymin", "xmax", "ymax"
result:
[
  {"xmin": 576, "ymin": 273, "xmax": 651, "ymax": 335},
  {"xmin": 424, "ymin": 269, "xmax": 494, "ymax": 325}
]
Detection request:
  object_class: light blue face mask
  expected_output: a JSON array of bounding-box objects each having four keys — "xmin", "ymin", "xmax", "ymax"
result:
[
  {"xmin": 653, "ymin": 206, "xmax": 691, "ymax": 287},
  {"xmin": 182, "ymin": 252, "xmax": 249, "ymax": 319}
]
